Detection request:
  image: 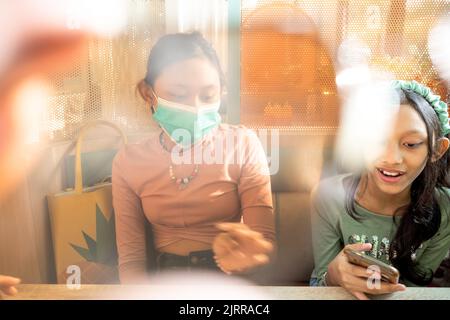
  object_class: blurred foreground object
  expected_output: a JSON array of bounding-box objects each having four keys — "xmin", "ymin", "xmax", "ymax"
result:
[
  {"xmin": 112, "ymin": 271, "xmax": 273, "ymax": 300},
  {"xmin": 0, "ymin": 275, "xmax": 21, "ymax": 297},
  {"xmin": 428, "ymin": 15, "xmax": 450, "ymax": 83},
  {"xmin": 0, "ymin": 0, "xmax": 127, "ymax": 200}
]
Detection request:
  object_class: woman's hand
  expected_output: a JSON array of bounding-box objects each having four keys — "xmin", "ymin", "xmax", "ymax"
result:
[
  {"xmin": 212, "ymin": 223, "xmax": 273, "ymax": 274},
  {"xmin": 0, "ymin": 275, "xmax": 21, "ymax": 296},
  {"xmin": 326, "ymin": 243, "xmax": 406, "ymax": 300}
]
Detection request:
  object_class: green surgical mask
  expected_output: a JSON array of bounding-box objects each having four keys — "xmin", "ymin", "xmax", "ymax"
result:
[{"xmin": 153, "ymin": 97, "xmax": 221, "ymax": 146}]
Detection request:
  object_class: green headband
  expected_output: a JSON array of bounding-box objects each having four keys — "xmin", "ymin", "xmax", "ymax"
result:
[{"xmin": 392, "ymin": 80, "xmax": 450, "ymax": 136}]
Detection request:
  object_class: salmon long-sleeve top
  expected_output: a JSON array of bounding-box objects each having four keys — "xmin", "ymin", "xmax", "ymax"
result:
[{"xmin": 112, "ymin": 124, "xmax": 275, "ymax": 280}]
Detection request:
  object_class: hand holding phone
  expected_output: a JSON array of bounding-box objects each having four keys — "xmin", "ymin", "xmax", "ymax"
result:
[
  {"xmin": 326, "ymin": 243, "xmax": 406, "ymax": 300},
  {"xmin": 344, "ymin": 248, "xmax": 400, "ymax": 284}
]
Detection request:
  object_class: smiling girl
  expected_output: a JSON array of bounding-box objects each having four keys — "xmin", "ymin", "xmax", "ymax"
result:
[{"xmin": 310, "ymin": 81, "xmax": 450, "ymax": 299}]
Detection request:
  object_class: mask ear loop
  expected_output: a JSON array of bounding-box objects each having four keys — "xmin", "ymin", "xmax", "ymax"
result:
[
  {"xmin": 148, "ymin": 88, "xmax": 157, "ymax": 115},
  {"xmin": 150, "ymin": 94, "xmax": 186, "ymax": 152}
]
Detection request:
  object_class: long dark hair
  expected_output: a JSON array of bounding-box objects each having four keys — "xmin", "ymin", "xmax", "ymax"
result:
[
  {"xmin": 144, "ymin": 31, "xmax": 225, "ymax": 88},
  {"xmin": 345, "ymin": 88, "xmax": 450, "ymax": 285}
]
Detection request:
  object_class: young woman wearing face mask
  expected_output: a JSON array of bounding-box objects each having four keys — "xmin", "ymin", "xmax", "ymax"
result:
[
  {"xmin": 112, "ymin": 32, "xmax": 275, "ymax": 283},
  {"xmin": 310, "ymin": 81, "xmax": 450, "ymax": 299}
]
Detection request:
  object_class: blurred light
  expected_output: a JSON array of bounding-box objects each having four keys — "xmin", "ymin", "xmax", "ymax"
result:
[
  {"xmin": 336, "ymin": 66, "xmax": 372, "ymax": 89},
  {"xmin": 9, "ymin": 0, "xmax": 127, "ymax": 35},
  {"xmin": 0, "ymin": 0, "xmax": 127, "ymax": 77},
  {"xmin": 0, "ymin": 1, "xmax": 20, "ymax": 76},
  {"xmin": 0, "ymin": 78, "xmax": 50, "ymax": 199},
  {"xmin": 242, "ymin": 0, "xmax": 260, "ymax": 10},
  {"xmin": 108, "ymin": 271, "xmax": 273, "ymax": 300},
  {"xmin": 14, "ymin": 79, "xmax": 50, "ymax": 145},
  {"xmin": 428, "ymin": 15, "xmax": 450, "ymax": 82},
  {"xmin": 64, "ymin": 0, "xmax": 128, "ymax": 35},
  {"xmin": 366, "ymin": 5, "xmax": 382, "ymax": 30},
  {"xmin": 335, "ymin": 82, "xmax": 400, "ymax": 172},
  {"xmin": 337, "ymin": 37, "xmax": 372, "ymax": 69},
  {"xmin": 336, "ymin": 37, "xmax": 375, "ymax": 93}
]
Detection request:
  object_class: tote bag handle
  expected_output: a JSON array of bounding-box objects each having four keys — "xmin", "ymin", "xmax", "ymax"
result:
[{"xmin": 74, "ymin": 120, "xmax": 128, "ymax": 194}]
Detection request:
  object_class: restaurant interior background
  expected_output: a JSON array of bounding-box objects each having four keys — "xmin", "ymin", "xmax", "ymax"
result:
[{"xmin": 0, "ymin": 0, "xmax": 449, "ymax": 285}]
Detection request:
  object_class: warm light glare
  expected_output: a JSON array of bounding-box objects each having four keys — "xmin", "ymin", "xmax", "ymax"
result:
[
  {"xmin": 428, "ymin": 15, "xmax": 450, "ymax": 82},
  {"xmin": 336, "ymin": 66, "xmax": 372, "ymax": 89},
  {"xmin": 335, "ymin": 82, "xmax": 400, "ymax": 172},
  {"xmin": 14, "ymin": 80, "xmax": 50, "ymax": 145},
  {"xmin": 67, "ymin": 0, "xmax": 128, "ymax": 36}
]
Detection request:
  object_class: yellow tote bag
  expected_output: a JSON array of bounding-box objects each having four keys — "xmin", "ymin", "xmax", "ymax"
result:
[{"xmin": 47, "ymin": 120, "xmax": 127, "ymax": 284}]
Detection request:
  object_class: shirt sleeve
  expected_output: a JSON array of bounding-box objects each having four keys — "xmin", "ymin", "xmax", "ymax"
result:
[
  {"xmin": 237, "ymin": 128, "xmax": 275, "ymax": 245},
  {"xmin": 112, "ymin": 149, "xmax": 148, "ymax": 284},
  {"xmin": 310, "ymin": 184, "xmax": 343, "ymax": 286}
]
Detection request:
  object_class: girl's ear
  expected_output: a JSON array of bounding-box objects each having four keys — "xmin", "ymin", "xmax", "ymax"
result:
[
  {"xmin": 137, "ymin": 79, "xmax": 157, "ymax": 107},
  {"xmin": 432, "ymin": 137, "xmax": 450, "ymax": 162}
]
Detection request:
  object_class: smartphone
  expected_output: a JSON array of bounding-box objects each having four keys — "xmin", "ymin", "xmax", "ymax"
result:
[{"xmin": 344, "ymin": 248, "xmax": 400, "ymax": 284}]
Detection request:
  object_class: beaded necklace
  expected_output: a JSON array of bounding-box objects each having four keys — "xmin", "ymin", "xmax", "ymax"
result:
[{"xmin": 159, "ymin": 132, "xmax": 199, "ymax": 190}]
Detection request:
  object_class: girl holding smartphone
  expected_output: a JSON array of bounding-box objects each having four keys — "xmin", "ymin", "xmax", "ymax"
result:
[{"xmin": 310, "ymin": 81, "xmax": 450, "ymax": 299}]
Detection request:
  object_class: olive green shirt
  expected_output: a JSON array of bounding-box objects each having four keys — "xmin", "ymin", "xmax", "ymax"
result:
[{"xmin": 310, "ymin": 174, "xmax": 450, "ymax": 287}]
